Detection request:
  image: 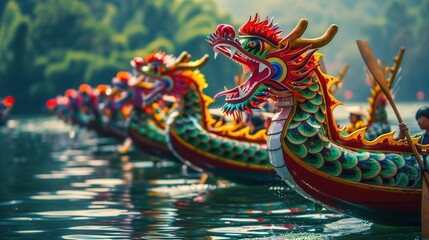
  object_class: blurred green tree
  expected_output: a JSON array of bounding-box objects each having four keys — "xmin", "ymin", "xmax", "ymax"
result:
[
  {"xmin": 30, "ymin": 0, "xmax": 114, "ymax": 55},
  {"xmin": 0, "ymin": 1, "xmax": 34, "ymax": 112},
  {"xmin": 25, "ymin": 0, "xmax": 120, "ymax": 113},
  {"xmin": 406, "ymin": 0, "xmax": 429, "ymax": 101},
  {"xmin": 0, "ymin": 0, "xmax": 242, "ymax": 113},
  {"xmin": 93, "ymin": 0, "xmax": 238, "ymax": 100},
  {"xmin": 361, "ymin": 0, "xmax": 429, "ymax": 101}
]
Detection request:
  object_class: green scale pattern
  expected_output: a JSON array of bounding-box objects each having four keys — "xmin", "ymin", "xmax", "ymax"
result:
[
  {"xmin": 172, "ymin": 85, "xmax": 269, "ymax": 165},
  {"xmin": 284, "ymin": 78, "xmax": 421, "ymax": 187},
  {"xmin": 129, "ymin": 107, "xmax": 166, "ymax": 145}
]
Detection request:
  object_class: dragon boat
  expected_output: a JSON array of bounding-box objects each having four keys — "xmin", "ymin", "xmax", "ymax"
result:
[
  {"xmin": 50, "ymin": 85, "xmax": 113, "ymax": 137},
  {"xmin": 46, "ymin": 95, "xmax": 71, "ymax": 123},
  {"xmin": 74, "ymin": 83, "xmax": 114, "ymax": 137},
  {"xmin": 0, "ymin": 96, "xmax": 15, "ymax": 126},
  {"xmin": 106, "ymin": 56, "xmax": 179, "ymax": 158},
  {"xmin": 61, "ymin": 88, "xmax": 85, "ymax": 125},
  {"xmin": 73, "ymin": 84, "xmax": 102, "ymax": 131},
  {"xmin": 86, "ymin": 84, "xmax": 115, "ymax": 137},
  {"xmin": 60, "ymin": 87, "xmax": 98, "ymax": 129},
  {"xmin": 132, "ymin": 50, "xmax": 282, "ymax": 185},
  {"xmin": 208, "ymin": 14, "xmax": 428, "ymax": 225},
  {"xmin": 126, "ymin": 96, "xmax": 177, "ymax": 157},
  {"xmin": 101, "ymin": 71, "xmax": 135, "ymax": 140}
]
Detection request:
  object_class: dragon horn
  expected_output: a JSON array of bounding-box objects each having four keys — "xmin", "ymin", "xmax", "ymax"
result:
[
  {"xmin": 175, "ymin": 54, "xmax": 209, "ymax": 70},
  {"xmin": 285, "ymin": 23, "xmax": 339, "ymax": 49},
  {"xmin": 175, "ymin": 51, "xmax": 192, "ymax": 64},
  {"xmin": 279, "ymin": 18, "xmax": 308, "ymax": 47}
]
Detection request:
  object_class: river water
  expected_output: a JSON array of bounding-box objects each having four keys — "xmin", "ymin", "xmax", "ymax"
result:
[{"xmin": 0, "ymin": 102, "xmax": 425, "ymax": 239}]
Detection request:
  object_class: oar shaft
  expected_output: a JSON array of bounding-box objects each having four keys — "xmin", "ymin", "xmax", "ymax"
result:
[
  {"xmin": 357, "ymin": 40, "xmax": 428, "ymax": 183},
  {"xmin": 389, "ymin": 91, "xmax": 429, "ymax": 183},
  {"xmin": 357, "ymin": 39, "xmax": 429, "ymax": 239}
]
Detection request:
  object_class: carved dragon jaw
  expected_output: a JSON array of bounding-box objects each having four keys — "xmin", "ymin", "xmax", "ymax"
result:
[
  {"xmin": 207, "ymin": 25, "xmax": 276, "ymax": 116},
  {"xmin": 136, "ymin": 75, "xmax": 169, "ymax": 106},
  {"xmin": 208, "ymin": 15, "xmax": 338, "ymax": 118},
  {"xmin": 130, "ymin": 53, "xmax": 177, "ymax": 106},
  {"xmin": 112, "ymin": 77, "xmax": 157, "ymax": 109}
]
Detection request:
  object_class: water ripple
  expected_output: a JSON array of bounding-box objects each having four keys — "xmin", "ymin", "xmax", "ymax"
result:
[
  {"xmin": 35, "ymin": 209, "xmax": 131, "ymax": 218},
  {"xmin": 69, "ymin": 225, "xmax": 132, "ymax": 232},
  {"xmin": 207, "ymin": 224, "xmax": 295, "ymax": 235},
  {"xmin": 62, "ymin": 234, "xmax": 130, "ymax": 239},
  {"xmin": 0, "ymin": 115, "xmax": 423, "ymax": 239}
]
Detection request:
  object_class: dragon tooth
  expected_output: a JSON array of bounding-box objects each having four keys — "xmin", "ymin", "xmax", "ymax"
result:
[
  {"xmin": 230, "ymin": 46, "xmax": 237, "ymax": 58},
  {"xmin": 258, "ymin": 63, "xmax": 268, "ymax": 73},
  {"xmin": 213, "ymin": 48, "xmax": 220, "ymax": 59},
  {"xmin": 224, "ymin": 86, "xmax": 229, "ymax": 91},
  {"xmin": 237, "ymin": 85, "xmax": 245, "ymax": 97}
]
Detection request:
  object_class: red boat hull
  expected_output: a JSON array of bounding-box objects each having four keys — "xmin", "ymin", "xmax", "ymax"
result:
[{"xmin": 285, "ymin": 151, "xmax": 421, "ymax": 225}]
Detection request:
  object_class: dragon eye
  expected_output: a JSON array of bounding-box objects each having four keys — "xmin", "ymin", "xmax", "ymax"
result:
[
  {"xmin": 248, "ymin": 41, "xmax": 257, "ymax": 48},
  {"xmin": 243, "ymin": 38, "xmax": 263, "ymax": 54}
]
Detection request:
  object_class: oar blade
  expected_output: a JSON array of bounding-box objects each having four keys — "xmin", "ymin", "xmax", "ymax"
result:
[
  {"xmin": 356, "ymin": 39, "xmax": 402, "ymax": 122},
  {"xmin": 357, "ymin": 39, "xmax": 429, "ymax": 237},
  {"xmin": 356, "ymin": 40, "xmax": 391, "ymax": 101}
]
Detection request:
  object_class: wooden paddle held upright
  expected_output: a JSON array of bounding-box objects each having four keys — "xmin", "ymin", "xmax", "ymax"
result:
[{"xmin": 357, "ymin": 39, "xmax": 429, "ymax": 237}]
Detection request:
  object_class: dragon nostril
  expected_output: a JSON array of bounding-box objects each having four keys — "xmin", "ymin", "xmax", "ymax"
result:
[{"xmin": 216, "ymin": 24, "xmax": 235, "ymax": 38}]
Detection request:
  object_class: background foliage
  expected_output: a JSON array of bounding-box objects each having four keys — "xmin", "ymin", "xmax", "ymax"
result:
[{"xmin": 1, "ymin": 0, "xmax": 428, "ymax": 114}]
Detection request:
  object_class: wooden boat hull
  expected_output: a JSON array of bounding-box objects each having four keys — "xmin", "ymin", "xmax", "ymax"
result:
[
  {"xmin": 275, "ymin": 150, "xmax": 421, "ymax": 225},
  {"xmin": 168, "ymin": 128, "xmax": 282, "ymax": 185},
  {"xmin": 267, "ymin": 105, "xmax": 421, "ymax": 226}
]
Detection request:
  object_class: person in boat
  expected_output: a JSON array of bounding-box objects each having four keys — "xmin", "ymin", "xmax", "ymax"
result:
[
  {"xmin": 344, "ymin": 105, "xmax": 367, "ymax": 134},
  {"xmin": 78, "ymin": 84, "xmax": 98, "ymax": 117},
  {"xmin": 395, "ymin": 106, "xmax": 429, "ymax": 145},
  {"xmin": 364, "ymin": 96, "xmax": 391, "ymax": 140}
]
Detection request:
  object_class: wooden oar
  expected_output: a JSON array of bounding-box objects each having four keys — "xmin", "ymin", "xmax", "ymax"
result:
[{"xmin": 357, "ymin": 39, "xmax": 429, "ymax": 237}]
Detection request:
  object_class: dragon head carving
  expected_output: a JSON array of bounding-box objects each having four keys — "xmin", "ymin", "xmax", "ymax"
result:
[
  {"xmin": 207, "ymin": 14, "xmax": 338, "ymax": 116},
  {"xmin": 130, "ymin": 51, "xmax": 209, "ymax": 105}
]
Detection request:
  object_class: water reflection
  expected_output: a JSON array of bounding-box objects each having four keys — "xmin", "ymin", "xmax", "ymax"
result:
[{"xmin": 0, "ymin": 115, "xmax": 423, "ymax": 239}]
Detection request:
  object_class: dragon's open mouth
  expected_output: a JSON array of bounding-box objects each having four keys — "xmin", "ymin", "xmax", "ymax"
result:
[
  {"xmin": 208, "ymin": 39, "xmax": 272, "ymax": 105},
  {"xmin": 136, "ymin": 75, "xmax": 166, "ymax": 104}
]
